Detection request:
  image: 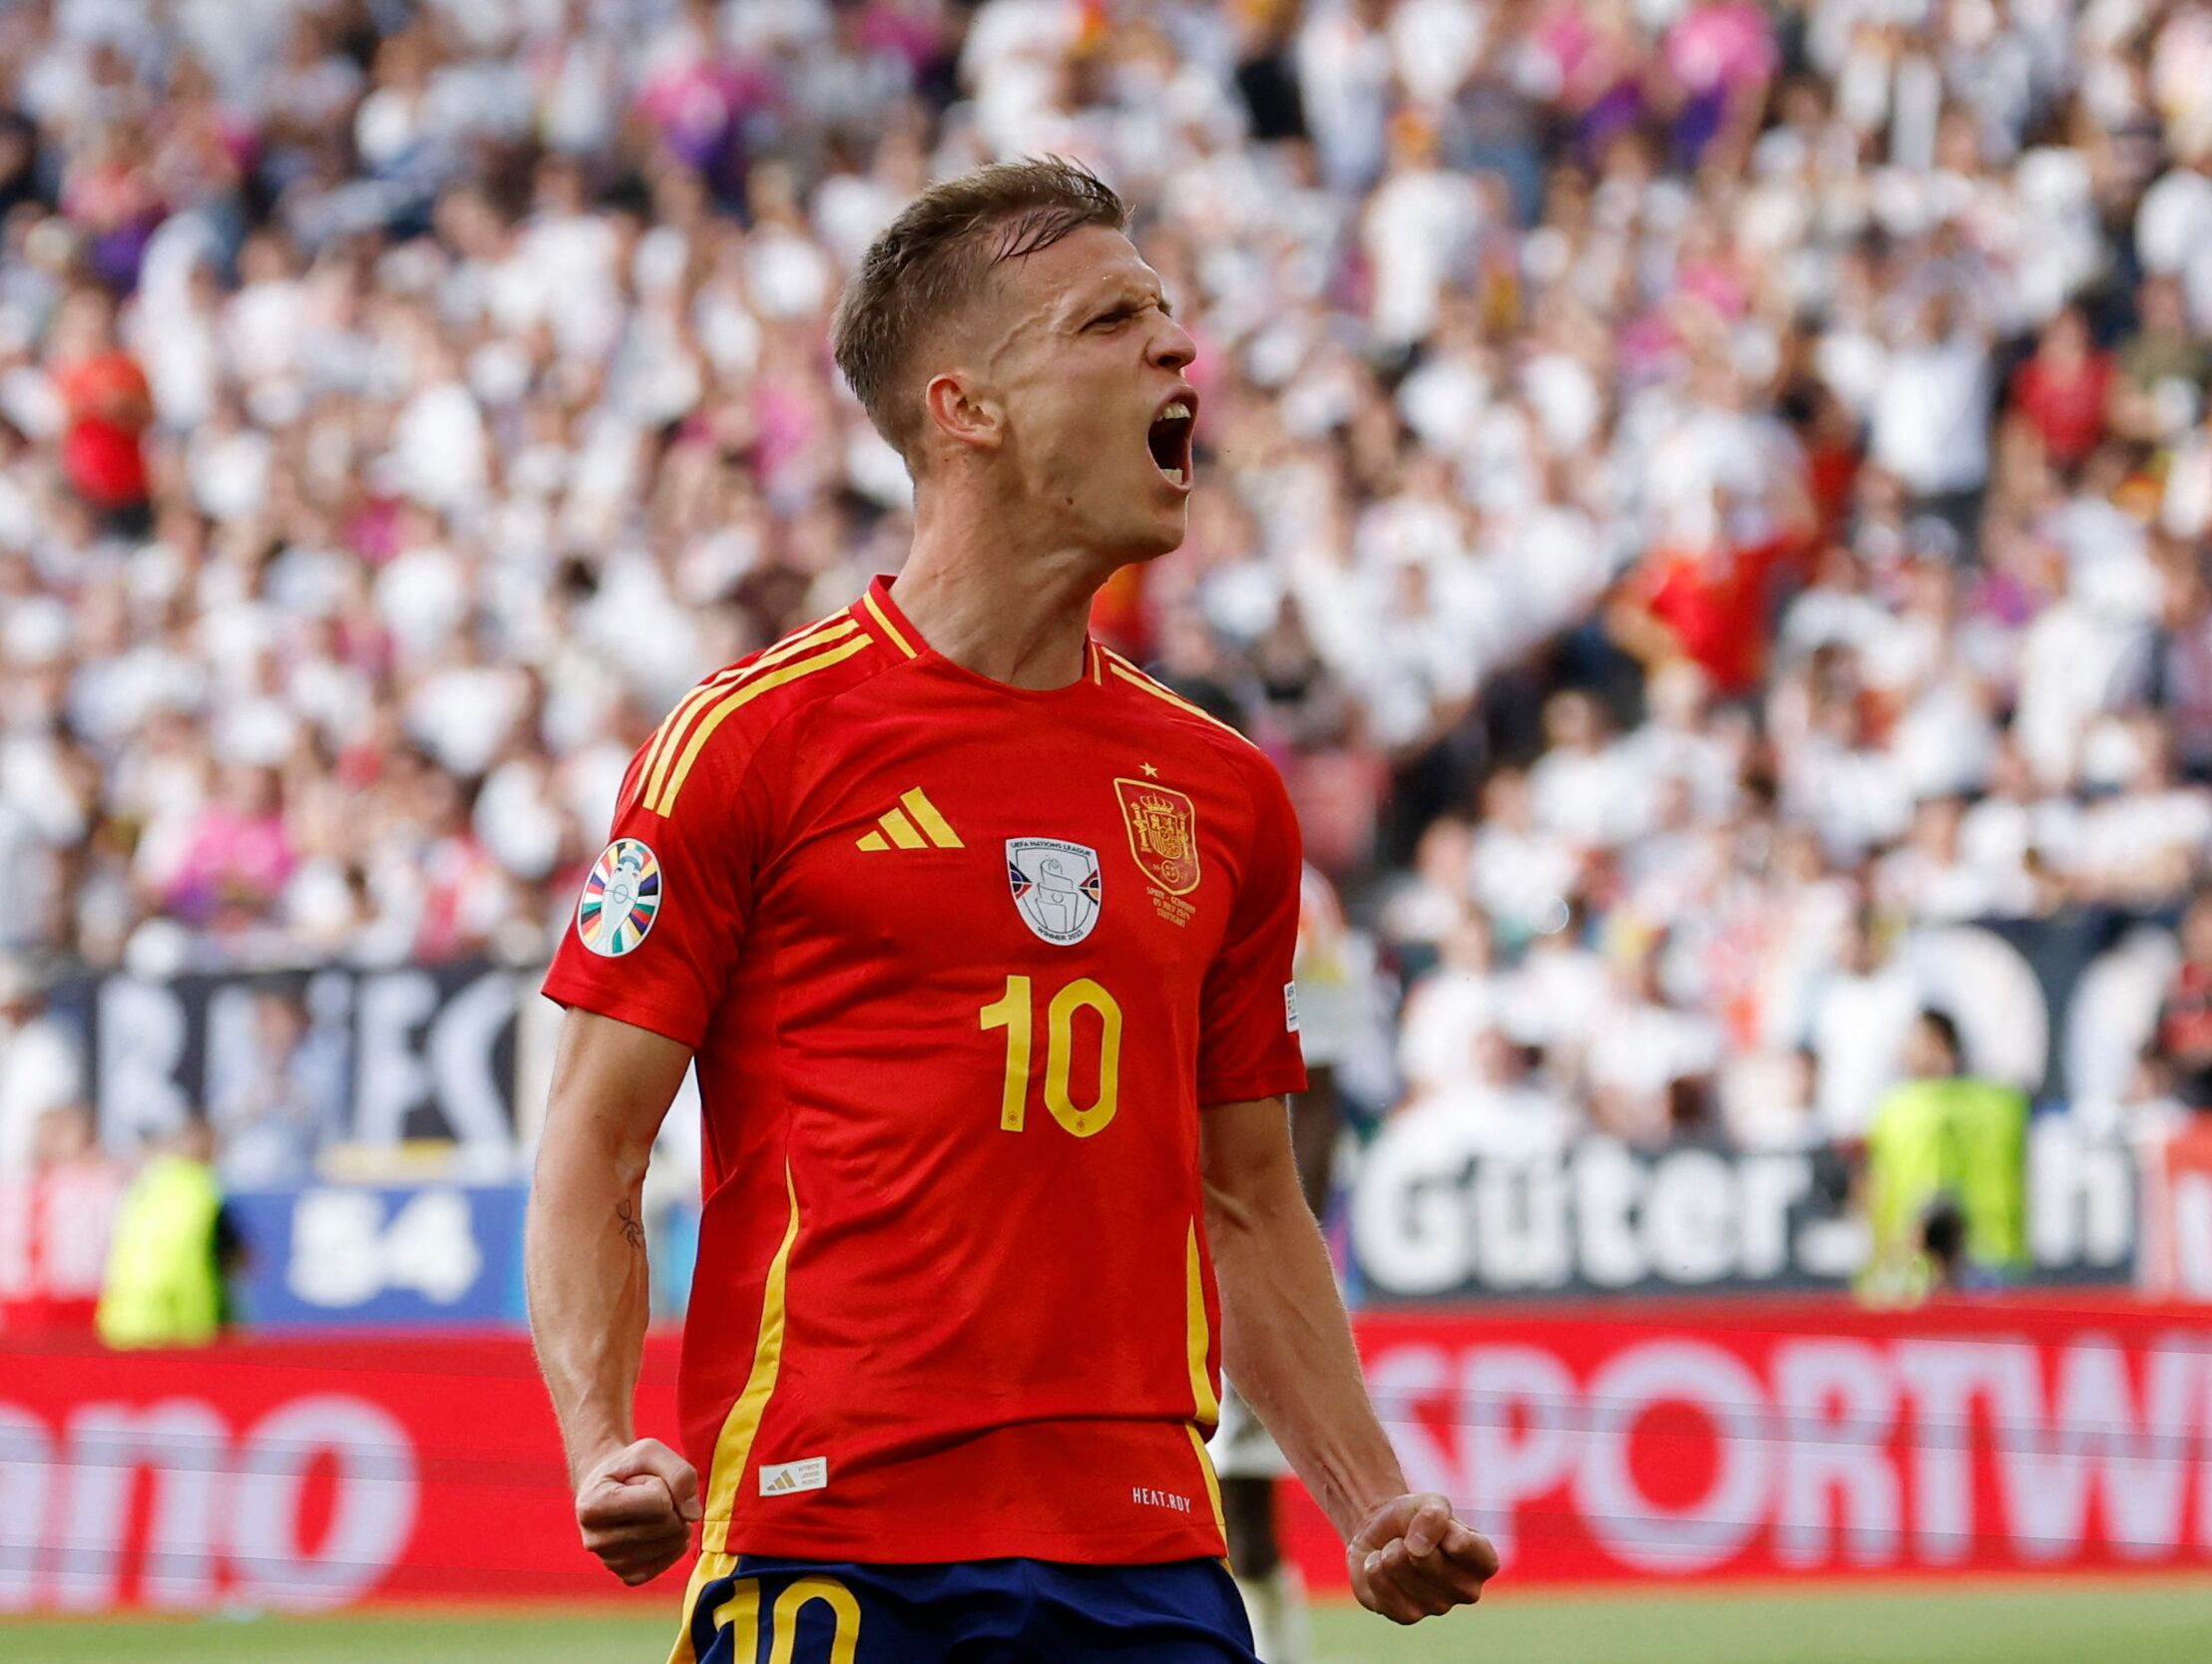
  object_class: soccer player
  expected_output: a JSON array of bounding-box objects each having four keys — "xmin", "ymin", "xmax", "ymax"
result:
[{"xmin": 526, "ymin": 158, "xmax": 1497, "ymax": 1662}]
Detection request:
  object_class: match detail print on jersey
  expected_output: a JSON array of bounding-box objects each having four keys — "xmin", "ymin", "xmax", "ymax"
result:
[
  {"xmin": 576, "ymin": 838, "xmax": 661, "ymax": 957},
  {"xmin": 1005, "ymin": 839, "xmax": 1104, "ymax": 944}
]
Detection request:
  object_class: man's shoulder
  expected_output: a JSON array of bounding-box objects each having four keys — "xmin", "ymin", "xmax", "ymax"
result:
[
  {"xmin": 1093, "ymin": 647, "xmax": 1272, "ymax": 767},
  {"xmin": 627, "ymin": 606, "xmax": 909, "ymax": 823}
]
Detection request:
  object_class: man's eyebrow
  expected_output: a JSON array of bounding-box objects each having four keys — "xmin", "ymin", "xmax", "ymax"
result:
[{"xmin": 1072, "ymin": 285, "xmax": 1173, "ymax": 322}]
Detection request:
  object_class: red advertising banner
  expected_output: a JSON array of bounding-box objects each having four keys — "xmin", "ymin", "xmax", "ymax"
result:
[
  {"xmin": 0, "ymin": 1170, "xmax": 124, "ymax": 1336},
  {"xmin": 1283, "ymin": 1298, "xmax": 2212, "ymax": 1587},
  {"xmin": 6, "ymin": 1298, "xmax": 2212, "ymax": 1613},
  {"xmin": 0, "ymin": 1334, "xmax": 677, "ymax": 1613},
  {"xmin": 2140, "ymin": 1120, "xmax": 2212, "ymax": 1298}
]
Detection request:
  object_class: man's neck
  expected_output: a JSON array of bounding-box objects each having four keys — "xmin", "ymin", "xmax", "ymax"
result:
[{"xmin": 891, "ymin": 497, "xmax": 1115, "ymax": 690}]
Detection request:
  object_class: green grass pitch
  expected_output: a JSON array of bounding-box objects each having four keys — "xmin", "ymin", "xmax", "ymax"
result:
[{"xmin": 6, "ymin": 1582, "xmax": 2212, "ymax": 1662}]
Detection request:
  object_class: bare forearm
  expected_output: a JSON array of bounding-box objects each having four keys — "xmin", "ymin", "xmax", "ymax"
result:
[
  {"xmin": 525, "ymin": 1010, "xmax": 690, "ymax": 1491},
  {"xmin": 1208, "ymin": 1177, "xmax": 1404, "ymax": 1539},
  {"xmin": 526, "ymin": 1143, "xmax": 654, "ymax": 1486}
]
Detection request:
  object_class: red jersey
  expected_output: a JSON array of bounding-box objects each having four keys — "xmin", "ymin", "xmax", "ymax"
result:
[
  {"xmin": 544, "ymin": 577, "xmax": 1307, "ymax": 1567},
  {"xmin": 56, "ymin": 350, "xmax": 151, "ymax": 509},
  {"xmin": 1638, "ymin": 537, "xmax": 1788, "ymax": 697}
]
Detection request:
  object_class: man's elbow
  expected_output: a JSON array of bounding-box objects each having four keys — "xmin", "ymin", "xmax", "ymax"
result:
[
  {"xmin": 1203, "ymin": 1160, "xmax": 1306, "ymax": 1246},
  {"xmin": 1203, "ymin": 1177, "xmax": 1263, "ymax": 1245},
  {"xmin": 535, "ymin": 1093, "xmax": 659, "ymax": 1199}
]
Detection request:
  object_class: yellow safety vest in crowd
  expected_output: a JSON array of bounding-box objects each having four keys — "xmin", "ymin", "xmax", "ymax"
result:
[
  {"xmin": 1863, "ymin": 1074, "xmax": 2028, "ymax": 1291},
  {"xmin": 95, "ymin": 1153, "xmax": 224, "ymax": 1348}
]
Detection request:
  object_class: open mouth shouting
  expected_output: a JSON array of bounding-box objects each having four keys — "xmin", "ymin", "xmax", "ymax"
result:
[{"xmin": 1146, "ymin": 389, "xmax": 1198, "ymax": 492}]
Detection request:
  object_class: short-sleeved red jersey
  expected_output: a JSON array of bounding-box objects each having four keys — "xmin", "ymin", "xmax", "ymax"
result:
[{"xmin": 544, "ymin": 577, "xmax": 1307, "ymax": 1567}]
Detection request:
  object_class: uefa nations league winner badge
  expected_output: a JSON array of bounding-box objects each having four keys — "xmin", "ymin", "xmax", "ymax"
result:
[{"xmin": 1005, "ymin": 838, "xmax": 1103, "ymax": 945}]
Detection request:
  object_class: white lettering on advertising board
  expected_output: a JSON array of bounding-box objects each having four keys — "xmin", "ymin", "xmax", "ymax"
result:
[{"xmin": 0, "ymin": 1395, "xmax": 418, "ymax": 1612}]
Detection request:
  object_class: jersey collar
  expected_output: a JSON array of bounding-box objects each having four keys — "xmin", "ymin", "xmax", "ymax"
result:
[{"xmin": 853, "ymin": 575, "xmax": 1107, "ymax": 699}]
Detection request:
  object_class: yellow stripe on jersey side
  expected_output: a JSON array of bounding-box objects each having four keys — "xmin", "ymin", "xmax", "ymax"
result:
[
  {"xmin": 664, "ymin": 1550, "xmax": 747, "ymax": 1664},
  {"xmin": 636, "ymin": 616, "xmax": 857, "ymax": 809},
  {"xmin": 699, "ymin": 1163, "xmax": 801, "ymax": 1552},
  {"xmin": 652, "ymin": 634, "xmax": 874, "ymax": 816},
  {"xmin": 1185, "ymin": 1423, "xmax": 1227, "ymax": 1548},
  {"xmin": 861, "ymin": 587, "xmax": 917, "ymax": 657},
  {"xmin": 1185, "ymin": 1221, "xmax": 1220, "ymax": 1429},
  {"xmin": 1184, "ymin": 1219, "xmax": 1228, "ymax": 1550},
  {"xmin": 1102, "ymin": 650, "xmax": 1256, "ymax": 747}
]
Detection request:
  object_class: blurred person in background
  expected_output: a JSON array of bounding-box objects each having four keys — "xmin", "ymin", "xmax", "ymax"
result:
[
  {"xmin": 1867, "ymin": 290, "xmax": 1994, "ymax": 559},
  {"xmin": 1807, "ymin": 907, "xmax": 1922, "ymax": 1141},
  {"xmin": 206, "ymin": 985, "xmax": 339, "ymax": 1186},
  {"xmin": 2005, "ymin": 305, "xmax": 2115, "ymax": 481},
  {"xmin": 95, "ymin": 1114, "xmax": 245, "ymax": 1348},
  {"xmin": 1862, "ymin": 1009, "xmax": 2028, "ymax": 1302},
  {"xmin": 2147, "ymin": 883, "xmax": 2212, "ymax": 1114},
  {"xmin": 0, "ymin": 1103, "xmax": 123, "ymax": 1336},
  {"xmin": 0, "ymin": 956, "xmax": 84, "ymax": 1175},
  {"xmin": 45, "ymin": 286, "xmax": 153, "ymax": 536}
]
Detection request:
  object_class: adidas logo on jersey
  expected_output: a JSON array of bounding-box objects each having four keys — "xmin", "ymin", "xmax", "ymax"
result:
[
  {"xmin": 855, "ymin": 788, "xmax": 963, "ymax": 852},
  {"xmin": 759, "ymin": 1456, "xmax": 829, "ymax": 1496}
]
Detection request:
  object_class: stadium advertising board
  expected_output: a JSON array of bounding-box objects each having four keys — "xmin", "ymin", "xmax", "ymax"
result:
[
  {"xmin": 1350, "ymin": 1120, "xmax": 2135, "ymax": 1298},
  {"xmin": 0, "ymin": 1167, "xmax": 122, "ymax": 1333},
  {"xmin": 2140, "ymin": 1120, "xmax": 2212, "ymax": 1298},
  {"xmin": 223, "ymin": 1183, "xmax": 530, "ymax": 1328},
  {"xmin": 1278, "ymin": 1298, "xmax": 2212, "ymax": 1586},
  {"xmin": 8, "ymin": 1300, "xmax": 2212, "ymax": 1611},
  {"xmin": 0, "ymin": 1335, "xmax": 670, "ymax": 1613},
  {"xmin": 57, "ymin": 962, "xmax": 525, "ymax": 1164},
  {"xmin": 1347, "ymin": 909, "xmax": 2167, "ymax": 1301}
]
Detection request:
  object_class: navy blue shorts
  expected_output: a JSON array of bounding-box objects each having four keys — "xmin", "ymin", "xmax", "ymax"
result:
[{"xmin": 668, "ymin": 1553, "xmax": 1259, "ymax": 1663}]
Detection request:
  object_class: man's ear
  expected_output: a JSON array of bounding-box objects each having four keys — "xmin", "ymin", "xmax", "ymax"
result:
[{"xmin": 921, "ymin": 370, "xmax": 1004, "ymax": 454}]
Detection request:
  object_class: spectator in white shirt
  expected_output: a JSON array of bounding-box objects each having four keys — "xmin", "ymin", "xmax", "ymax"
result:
[
  {"xmin": 1868, "ymin": 290, "xmax": 1993, "ymax": 549},
  {"xmin": 0, "ymin": 959, "xmax": 86, "ymax": 1174}
]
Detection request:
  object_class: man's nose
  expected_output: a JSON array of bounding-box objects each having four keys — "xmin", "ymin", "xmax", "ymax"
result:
[{"xmin": 1148, "ymin": 316, "xmax": 1196, "ymax": 374}]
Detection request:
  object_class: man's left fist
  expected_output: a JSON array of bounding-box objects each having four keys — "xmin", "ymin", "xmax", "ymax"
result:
[{"xmin": 1347, "ymin": 1492, "xmax": 1500, "ymax": 1624}]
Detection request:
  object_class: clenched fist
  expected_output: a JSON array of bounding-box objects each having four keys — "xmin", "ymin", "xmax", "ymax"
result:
[
  {"xmin": 1347, "ymin": 1492, "xmax": 1500, "ymax": 1624},
  {"xmin": 574, "ymin": 1438, "xmax": 701, "ymax": 1585}
]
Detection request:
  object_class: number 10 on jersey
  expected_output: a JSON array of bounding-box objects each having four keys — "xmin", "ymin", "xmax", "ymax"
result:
[{"xmin": 979, "ymin": 975, "xmax": 1122, "ymax": 1137}]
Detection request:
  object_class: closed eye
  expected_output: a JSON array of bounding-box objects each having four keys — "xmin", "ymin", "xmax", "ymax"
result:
[{"xmin": 1088, "ymin": 296, "xmax": 1173, "ymax": 330}]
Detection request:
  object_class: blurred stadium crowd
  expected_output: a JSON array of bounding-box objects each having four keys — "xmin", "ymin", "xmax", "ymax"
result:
[{"xmin": 6, "ymin": 0, "xmax": 2212, "ymax": 1207}]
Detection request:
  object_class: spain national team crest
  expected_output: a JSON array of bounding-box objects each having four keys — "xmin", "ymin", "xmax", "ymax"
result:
[
  {"xmin": 577, "ymin": 838, "xmax": 662, "ymax": 957},
  {"xmin": 1006, "ymin": 838, "xmax": 1104, "ymax": 945},
  {"xmin": 1113, "ymin": 779, "xmax": 1201, "ymax": 896}
]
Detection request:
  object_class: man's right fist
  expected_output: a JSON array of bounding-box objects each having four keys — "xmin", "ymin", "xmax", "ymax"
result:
[{"xmin": 574, "ymin": 1438, "xmax": 701, "ymax": 1584}]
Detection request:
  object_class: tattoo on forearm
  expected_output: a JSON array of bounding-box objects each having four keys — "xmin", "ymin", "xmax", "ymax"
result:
[{"xmin": 616, "ymin": 1199, "xmax": 647, "ymax": 1252}]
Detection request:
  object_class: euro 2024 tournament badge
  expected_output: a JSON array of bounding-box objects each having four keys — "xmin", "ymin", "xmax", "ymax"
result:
[
  {"xmin": 1006, "ymin": 838, "xmax": 1103, "ymax": 946},
  {"xmin": 578, "ymin": 838, "xmax": 661, "ymax": 957}
]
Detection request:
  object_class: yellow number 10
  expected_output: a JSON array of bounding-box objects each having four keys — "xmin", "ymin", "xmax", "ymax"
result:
[{"xmin": 979, "ymin": 975, "xmax": 1122, "ymax": 1137}]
